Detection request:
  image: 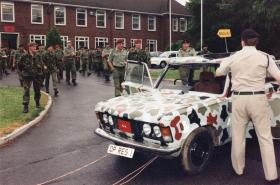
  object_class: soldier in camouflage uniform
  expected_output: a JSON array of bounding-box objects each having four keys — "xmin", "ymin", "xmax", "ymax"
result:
[
  {"xmin": 108, "ymin": 39, "xmax": 128, "ymax": 97},
  {"xmin": 0, "ymin": 48, "xmax": 7, "ymax": 79},
  {"xmin": 18, "ymin": 43, "xmax": 44, "ymax": 113},
  {"xmin": 54, "ymin": 44, "xmax": 64, "ymax": 83},
  {"xmin": 80, "ymin": 47, "xmax": 91, "ymax": 77},
  {"xmin": 12, "ymin": 44, "xmax": 26, "ymax": 86},
  {"xmin": 128, "ymin": 39, "xmax": 149, "ymax": 64},
  {"xmin": 93, "ymin": 47, "xmax": 103, "ymax": 76},
  {"xmin": 178, "ymin": 40, "xmax": 197, "ymax": 85},
  {"xmin": 64, "ymin": 41, "xmax": 77, "ymax": 85},
  {"xmin": 37, "ymin": 44, "xmax": 46, "ymax": 87},
  {"xmin": 102, "ymin": 43, "xmax": 112, "ymax": 82},
  {"xmin": 42, "ymin": 46, "xmax": 59, "ymax": 96}
]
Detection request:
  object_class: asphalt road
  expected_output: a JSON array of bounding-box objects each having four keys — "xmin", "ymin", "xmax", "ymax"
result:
[{"xmin": 0, "ymin": 72, "xmax": 279, "ymax": 185}]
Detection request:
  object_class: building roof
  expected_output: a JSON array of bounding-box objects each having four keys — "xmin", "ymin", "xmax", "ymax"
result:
[{"xmin": 17, "ymin": 0, "xmax": 191, "ymax": 16}]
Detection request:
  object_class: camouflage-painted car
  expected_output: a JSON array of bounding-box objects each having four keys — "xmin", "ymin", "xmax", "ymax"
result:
[{"xmin": 95, "ymin": 57, "xmax": 280, "ymax": 174}]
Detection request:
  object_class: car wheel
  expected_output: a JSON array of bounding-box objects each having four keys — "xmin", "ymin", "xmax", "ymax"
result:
[
  {"xmin": 160, "ymin": 61, "xmax": 167, "ymax": 68},
  {"xmin": 181, "ymin": 127, "xmax": 214, "ymax": 175}
]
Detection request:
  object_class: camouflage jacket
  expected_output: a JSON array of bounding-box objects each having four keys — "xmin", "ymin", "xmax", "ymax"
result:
[
  {"xmin": 64, "ymin": 47, "xmax": 75, "ymax": 62},
  {"xmin": 0, "ymin": 50, "xmax": 7, "ymax": 63},
  {"xmin": 80, "ymin": 50, "xmax": 89, "ymax": 62},
  {"xmin": 128, "ymin": 48, "xmax": 148, "ymax": 63},
  {"xmin": 43, "ymin": 52, "xmax": 58, "ymax": 73},
  {"xmin": 93, "ymin": 50, "xmax": 102, "ymax": 63},
  {"xmin": 178, "ymin": 47, "xmax": 197, "ymax": 57},
  {"xmin": 14, "ymin": 49, "xmax": 27, "ymax": 64},
  {"xmin": 54, "ymin": 49, "xmax": 64, "ymax": 62},
  {"xmin": 18, "ymin": 52, "xmax": 44, "ymax": 77}
]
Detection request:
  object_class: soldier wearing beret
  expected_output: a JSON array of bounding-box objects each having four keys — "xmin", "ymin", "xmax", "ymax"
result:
[
  {"xmin": 12, "ymin": 44, "xmax": 26, "ymax": 86},
  {"xmin": 216, "ymin": 29, "xmax": 280, "ymax": 184},
  {"xmin": 128, "ymin": 39, "xmax": 149, "ymax": 65},
  {"xmin": 54, "ymin": 44, "xmax": 64, "ymax": 83},
  {"xmin": 102, "ymin": 43, "xmax": 112, "ymax": 82},
  {"xmin": 64, "ymin": 41, "xmax": 77, "ymax": 86}
]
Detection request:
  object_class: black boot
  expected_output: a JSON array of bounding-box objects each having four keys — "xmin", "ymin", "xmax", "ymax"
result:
[
  {"xmin": 72, "ymin": 79, "xmax": 77, "ymax": 86},
  {"xmin": 36, "ymin": 101, "xmax": 41, "ymax": 108},
  {"xmin": 23, "ymin": 103, "xmax": 29, "ymax": 113},
  {"xmin": 67, "ymin": 81, "xmax": 71, "ymax": 85},
  {"xmin": 46, "ymin": 88, "xmax": 49, "ymax": 93},
  {"xmin": 54, "ymin": 89, "xmax": 59, "ymax": 97}
]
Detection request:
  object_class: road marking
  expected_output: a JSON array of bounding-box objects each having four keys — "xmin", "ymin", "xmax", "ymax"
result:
[
  {"xmin": 37, "ymin": 154, "xmax": 109, "ymax": 185},
  {"xmin": 112, "ymin": 156, "xmax": 158, "ymax": 185}
]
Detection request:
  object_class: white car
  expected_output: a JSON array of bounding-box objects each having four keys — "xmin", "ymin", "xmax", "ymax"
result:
[{"xmin": 150, "ymin": 51, "xmax": 178, "ymax": 68}]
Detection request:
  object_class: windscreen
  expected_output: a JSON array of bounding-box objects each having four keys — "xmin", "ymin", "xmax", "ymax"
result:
[{"xmin": 125, "ymin": 62, "xmax": 144, "ymax": 84}]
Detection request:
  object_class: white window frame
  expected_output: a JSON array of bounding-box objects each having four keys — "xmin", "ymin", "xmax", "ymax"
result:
[
  {"xmin": 131, "ymin": 39, "xmax": 143, "ymax": 49},
  {"xmin": 180, "ymin": 18, "xmax": 187, "ymax": 32},
  {"xmin": 148, "ymin": 16, "xmax": 156, "ymax": 31},
  {"xmin": 95, "ymin": 37, "xmax": 108, "ymax": 48},
  {"xmin": 75, "ymin": 36, "xmax": 89, "ymax": 50},
  {"xmin": 31, "ymin": 4, "xmax": 44, "ymax": 24},
  {"xmin": 172, "ymin": 17, "xmax": 178, "ymax": 32},
  {"xmin": 96, "ymin": 10, "xmax": 106, "ymax": 28},
  {"xmin": 54, "ymin": 6, "xmax": 66, "ymax": 26},
  {"xmin": 29, "ymin": 34, "xmax": 46, "ymax": 46},
  {"xmin": 76, "ymin": 8, "xmax": 87, "ymax": 27},
  {"xmin": 113, "ymin": 38, "xmax": 126, "ymax": 48},
  {"xmin": 147, "ymin": 39, "xmax": 157, "ymax": 52},
  {"xmin": 60, "ymin": 36, "xmax": 68, "ymax": 49},
  {"xmin": 132, "ymin": 14, "xmax": 141, "ymax": 31},
  {"xmin": 115, "ymin": 12, "xmax": 124, "ymax": 30},
  {"xmin": 1, "ymin": 2, "xmax": 15, "ymax": 22}
]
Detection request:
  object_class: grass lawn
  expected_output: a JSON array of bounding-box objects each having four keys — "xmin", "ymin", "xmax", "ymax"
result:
[
  {"xmin": 0, "ymin": 86, "xmax": 48, "ymax": 137},
  {"xmin": 150, "ymin": 69, "xmax": 180, "ymax": 80}
]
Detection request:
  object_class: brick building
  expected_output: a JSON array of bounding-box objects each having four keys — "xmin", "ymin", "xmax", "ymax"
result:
[{"xmin": 0, "ymin": 0, "xmax": 191, "ymax": 51}]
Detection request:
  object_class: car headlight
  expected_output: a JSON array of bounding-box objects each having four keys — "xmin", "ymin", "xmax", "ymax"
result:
[
  {"xmin": 143, "ymin": 124, "xmax": 152, "ymax": 136},
  {"xmin": 153, "ymin": 126, "xmax": 162, "ymax": 138},
  {"xmin": 108, "ymin": 116, "xmax": 114, "ymax": 126},
  {"xmin": 103, "ymin": 114, "xmax": 108, "ymax": 124}
]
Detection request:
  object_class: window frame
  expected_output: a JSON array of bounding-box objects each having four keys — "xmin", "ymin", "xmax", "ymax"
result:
[
  {"xmin": 95, "ymin": 37, "xmax": 109, "ymax": 48},
  {"xmin": 54, "ymin": 6, "xmax": 66, "ymax": 26},
  {"xmin": 148, "ymin": 16, "xmax": 156, "ymax": 31},
  {"xmin": 147, "ymin": 39, "xmax": 157, "ymax": 52},
  {"xmin": 172, "ymin": 17, "xmax": 178, "ymax": 32},
  {"xmin": 115, "ymin": 12, "xmax": 124, "ymax": 30},
  {"xmin": 1, "ymin": 2, "xmax": 15, "ymax": 23},
  {"xmin": 96, "ymin": 10, "xmax": 106, "ymax": 28},
  {"xmin": 131, "ymin": 39, "xmax": 143, "ymax": 49},
  {"xmin": 132, "ymin": 14, "xmax": 141, "ymax": 31},
  {"xmin": 31, "ymin": 4, "xmax": 44, "ymax": 24},
  {"xmin": 179, "ymin": 18, "xmax": 187, "ymax": 32},
  {"xmin": 29, "ymin": 34, "xmax": 46, "ymax": 46},
  {"xmin": 76, "ymin": 8, "xmax": 87, "ymax": 27},
  {"xmin": 60, "ymin": 36, "xmax": 68, "ymax": 49},
  {"xmin": 75, "ymin": 36, "xmax": 89, "ymax": 50}
]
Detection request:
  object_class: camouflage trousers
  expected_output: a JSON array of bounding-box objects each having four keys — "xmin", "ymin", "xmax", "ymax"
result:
[
  {"xmin": 112, "ymin": 67, "xmax": 125, "ymax": 97},
  {"xmin": 81, "ymin": 61, "xmax": 89, "ymax": 76},
  {"xmin": 65, "ymin": 60, "xmax": 77, "ymax": 82},
  {"xmin": 57, "ymin": 61, "xmax": 64, "ymax": 80},
  {"xmin": 22, "ymin": 76, "xmax": 41, "ymax": 105},
  {"xmin": 45, "ymin": 71, "xmax": 58, "ymax": 91}
]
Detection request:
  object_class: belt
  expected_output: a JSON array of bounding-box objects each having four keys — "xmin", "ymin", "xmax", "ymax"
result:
[
  {"xmin": 113, "ymin": 66, "xmax": 125, "ymax": 69},
  {"xmin": 233, "ymin": 91, "xmax": 265, "ymax": 95}
]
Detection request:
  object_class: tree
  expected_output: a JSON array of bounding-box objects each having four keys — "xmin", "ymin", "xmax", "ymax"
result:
[{"xmin": 46, "ymin": 27, "xmax": 63, "ymax": 48}]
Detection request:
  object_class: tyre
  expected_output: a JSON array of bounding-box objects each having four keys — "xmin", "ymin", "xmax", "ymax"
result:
[
  {"xmin": 160, "ymin": 61, "xmax": 167, "ymax": 68},
  {"xmin": 181, "ymin": 127, "xmax": 214, "ymax": 175}
]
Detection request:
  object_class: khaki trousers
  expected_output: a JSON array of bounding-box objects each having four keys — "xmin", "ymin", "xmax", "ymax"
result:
[{"xmin": 231, "ymin": 94, "xmax": 278, "ymax": 180}]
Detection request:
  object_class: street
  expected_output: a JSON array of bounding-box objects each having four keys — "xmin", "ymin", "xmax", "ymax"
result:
[{"xmin": 0, "ymin": 73, "xmax": 280, "ymax": 185}]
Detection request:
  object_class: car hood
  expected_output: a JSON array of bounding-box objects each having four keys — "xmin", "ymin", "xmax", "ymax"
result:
[{"xmin": 95, "ymin": 91, "xmax": 216, "ymax": 123}]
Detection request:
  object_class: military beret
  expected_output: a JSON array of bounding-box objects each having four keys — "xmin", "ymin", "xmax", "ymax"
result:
[
  {"xmin": 28, "ymin": 42, "xmax": 37, "ymax": 47},
  {"xmin": 241, "ymin": 29, "xmax": 260, "ymax": 40},
  {"xmin": 182, "ymin": 39, "xmax": 190, "ymax": 44},
  {"xmin": 116, "ymin": 39, "xmax": 124, "ymax": 44},
  {"xmin": 135, "ymin": 39, "xmax": 141, "ymax": 44}
]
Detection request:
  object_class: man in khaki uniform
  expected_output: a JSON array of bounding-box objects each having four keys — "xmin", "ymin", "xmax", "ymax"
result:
[
  {"xmin": 64, "ymin": 41, "xmax": 77, "ymax": 85},
  {"xmin": 108, "ymin": 39, "xmax": 128, "ymax": 97},
  {"xmin": 216, "ymin": 29, "xmax": 280, "ymax": 184},
  {"xmin": 102, "ymin": 43, "xmax": 112, "ymax": 82},
  {"xmin": 178, "ymin": 40, "xmax": 196, "ymax": 85}
]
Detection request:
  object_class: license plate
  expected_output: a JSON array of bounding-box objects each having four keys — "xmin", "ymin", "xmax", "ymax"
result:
[
  {"xmin": 118, "ymin": 119, "xmax": 132, "ymax": 133},
  {"xmin": 107, "ymin": 144, "xmax": 135, "ymax": 158}
]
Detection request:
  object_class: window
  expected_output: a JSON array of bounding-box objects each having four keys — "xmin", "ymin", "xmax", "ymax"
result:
[
  {"xmin": 132, "ymin": 14, "xmax": 141, "ymax": 30},
  {"xmin": 30, "ymin": 34, "xmax": 46, "ymax": 46},
  {"xmin": 95, "ymin": 37, "xmax": 108, "ymax": 48},
  {"xmin": 131, "ymin": 39, "xmax": 142, "ymax": 49},
  {"xmin": 172, "ymin": 18, "xmax": 178, "ymax": 32},
  {"xmin": 76, "ymin": 8, "xmax": 87, "ymax": 26},
  {"xmin": 31, "ymin": 4, "xmax": 43, "ymax": 24},
  {"xmin": 75, "ymin": 36, "xmax": 89, "ymax": 50},
  {"xmin": 96, "ymin": 10, "xmax": 106, "ymax": 28},
  {"xmin": 60, "ymin": 36, "xmax": 68, "ymax": 49},
  {"xmin": 54, "ymin": 6, "xmax": 66, "ymax": 25},
  {"xmin": 115, "ymin": 12, "xmax": 124, "ymax": 29},
  {"xmin": 180, "ymin": 18, "xmax": 187, "ymax": 32},
  {"xmin": 1, "ymin": 2, "xmax": 14, "ymax": 22},
  {"xmin": 148, "ymin": 16, "xmax": 156, "ymax": 31},
  {"xmin": 113, "ymin": 38, "xmax": 126, "ymax": 47},
  {"xmin": 147, "ymin": 40, "xmax": 157, "ymax": 52}
]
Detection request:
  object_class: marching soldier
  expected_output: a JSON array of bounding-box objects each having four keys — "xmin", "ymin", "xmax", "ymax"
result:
[
  {"xmin": 18, "ymin": 43, "xmax": 44, "ymax": 113},
  {"xmin": 178, "ymin": 39, "xmax": 196, "ymax": 85},
  {"xmin": 54, "ymin": 44, "xmax": 64, "ymax": 83},
  {"xmin": 216, "ymin": 29, "xmax": 280, "ymax": 184},
  {"xmin": 42, "ymin": 46, "xmax": 59, "ymax": 96},
  {"xmin": 102, "ymin": 43, "xmax": 112, "ymax": 82},
  {"xmin": 94, "ymin": 46, "xmax": 103, "ymax": 76},
  {"xmin": 12, "ymin": 44, "xmax": 26, "ymax": 86},
  {"xmin": 64, "ymin": 41, "xmax": 77, "ymax": 86},
  {"xmin": 37, "ymin": 44, "xmax": 46, "ymax": 87},
  {"xmin": 108, "ymin": 39, "xmax": 128, "ymax": 97},
  {"xmin": 128, "ymin": 39, "xmax": 149, "ymax": 64},
  {"xmin": 80, "ymin": 47, "xmax": 91, "ymax": 77},
  {"xmin": 0, "ymin": 48, "xmax": 8, "ymax": 79}
]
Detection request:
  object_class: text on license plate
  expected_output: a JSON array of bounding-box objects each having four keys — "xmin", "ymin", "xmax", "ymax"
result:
[{"xmin": 107, "ymin": 144, "xmax": 135, "ymax": 158}]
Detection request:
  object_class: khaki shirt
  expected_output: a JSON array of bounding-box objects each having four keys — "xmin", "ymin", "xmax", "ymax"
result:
[
  {"xmin": 178, "ymin": 47, "xmax": 196, "ymax": 57},
  {"xmin": 217, "ymin": 46, "xmax": 280, "ymax": 91},
  {"xmin": 64, "ymin": 47, "xmax": 75, "ymax": 57},
  {"xmin": 108, "ymin": 48, "xmax": 128, "ymax": 67}
]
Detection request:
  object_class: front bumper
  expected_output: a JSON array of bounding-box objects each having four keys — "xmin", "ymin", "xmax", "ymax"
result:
[{"xmin": 95, "ymin": 128, "xmax": 180, "ymax": 156}]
